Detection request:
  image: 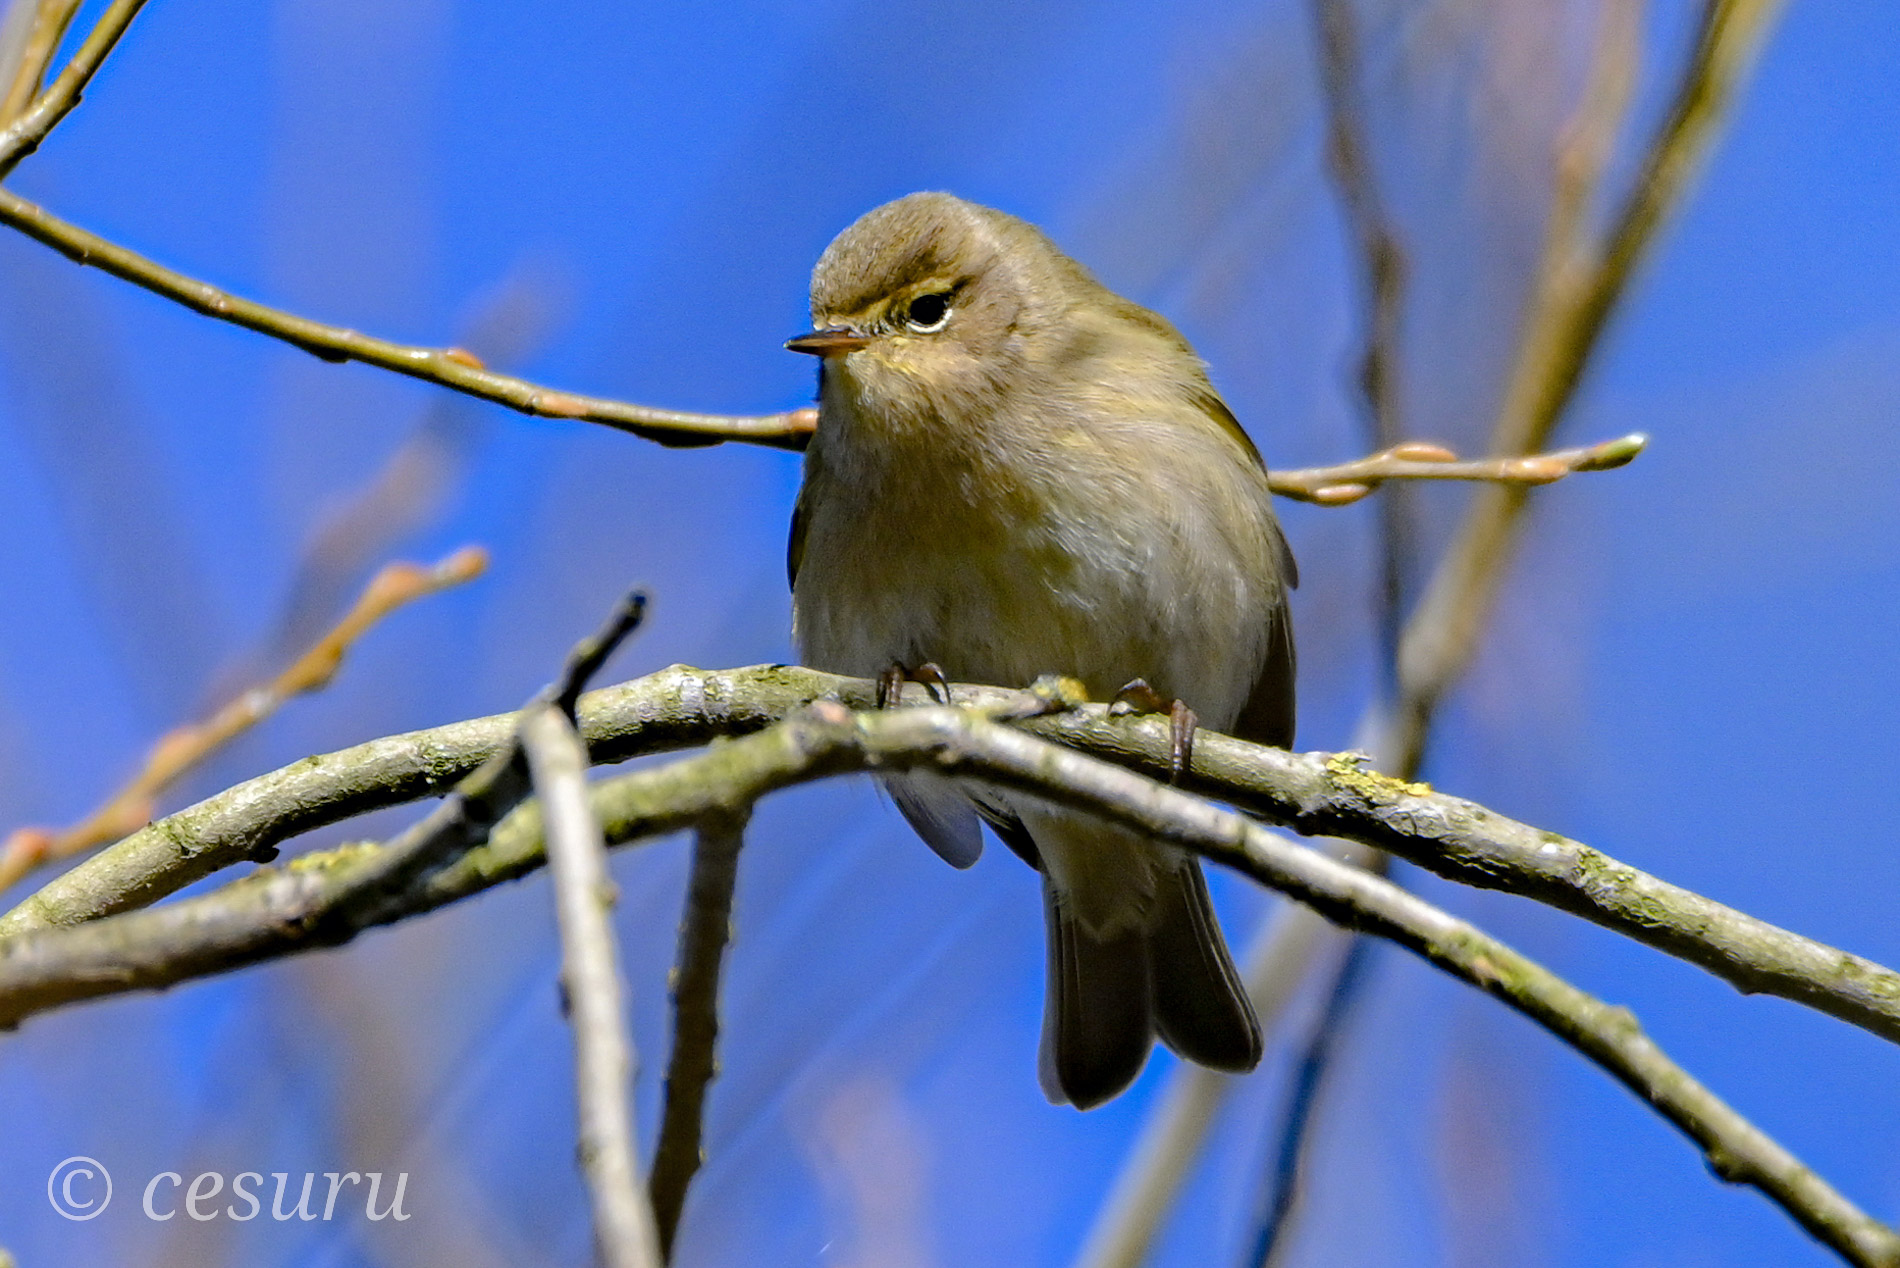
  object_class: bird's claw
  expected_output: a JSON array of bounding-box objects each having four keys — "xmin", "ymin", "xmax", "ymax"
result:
[
  {"xmin": 1110, "ymin": 678, "xmax": 1197, "ymax": 783},
  {"xmin": 876, "ymin": 661, "xmax": 951, "ymax": 708}
]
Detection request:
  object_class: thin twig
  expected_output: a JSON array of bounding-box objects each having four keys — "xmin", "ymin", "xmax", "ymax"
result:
[
  {"xmin": 0, "ymin": 0, "xmax": 807, "ymax": 452},
  {"xmin": 649, "ymin": 811, "xmax": 748, "ymax": 1259},
  {"xmin": 523, "ymin": 703, "xmax": 663, "ymax": 1268},
  {"xmin": 0, "ymin": 186, "xmax": 815, "ymax": 450},
  {"xmin": 0, "ymin": 0, "xmax": 144, "ymax": 176},
  {"xmin": 0, "ymin": 705, "xmax": 1889, "ymax": 1266},
  {"xmin": 1266, "ymin": 432, "xmax": 1645, "ymax": 504},
  {"xmin": 0, "ymin": 546, "xmax": 489, "ymax": 895},
  {"xmin": 285, "ymin": 590, "xmax": 646, "ymax": 942}
]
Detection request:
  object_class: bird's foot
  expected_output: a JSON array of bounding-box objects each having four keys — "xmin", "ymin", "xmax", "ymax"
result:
[
  {"xmin": 1110, "ymin": 679, "xmax": 1197, "ymax": 783},
  {"xmin": 876, "ymin": 661, "xmax": 951, "ymax": 708}
]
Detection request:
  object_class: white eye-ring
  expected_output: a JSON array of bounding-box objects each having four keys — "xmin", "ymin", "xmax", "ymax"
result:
[{"xmin": 902, "ymin": 291, "xmax": 952, "ymax": 333}]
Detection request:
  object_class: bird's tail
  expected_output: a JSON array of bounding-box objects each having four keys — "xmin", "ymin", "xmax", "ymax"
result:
[{"xmin": 1039, "ymin": 861, "xmax": 1261, "ymax": 1109}]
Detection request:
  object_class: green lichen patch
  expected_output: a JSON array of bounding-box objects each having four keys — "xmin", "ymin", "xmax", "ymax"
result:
[{"xmin": 1324, "ymin": 751, "xmax": 1433, "ymax": 801}]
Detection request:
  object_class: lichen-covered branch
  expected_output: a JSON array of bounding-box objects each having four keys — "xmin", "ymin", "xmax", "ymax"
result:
[
  {"xmin": 0, "ymin": 705, "xmax": 1890, "ymax": 1265},
  {"xmin": 6, "ymin": 663, "xmax": 1900, "ymax": 1063}
]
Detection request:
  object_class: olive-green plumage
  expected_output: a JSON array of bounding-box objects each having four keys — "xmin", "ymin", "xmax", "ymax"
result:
[{"xmin": 788, "ymin": 192, "xmax": 1296, "ymax": 1108}]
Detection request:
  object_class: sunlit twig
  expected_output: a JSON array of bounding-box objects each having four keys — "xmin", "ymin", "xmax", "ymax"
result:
[{"xmin": 1268, "ymin": 432, "xmax": 1645, "ymax": 505}]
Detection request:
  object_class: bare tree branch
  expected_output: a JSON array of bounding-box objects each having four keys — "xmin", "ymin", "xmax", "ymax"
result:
[
  {"xmin": 1253, "ymin": 0, "xmax": 1411, "ymax": 1235},
  {"xmin": 0, "ymin": 171, "xmax": 1665, "ymax": 484},
  {"xmin": 0, "ymin": 4, "xmax": 1659, "ymax": 479},
  {"xmin": 0, "ymin": 0, "xmax": 811, "ymax": 452},
  {"xmin": 0, "ymin": 547, "xmax": 488, "ymax": 896},
  {"xmin": 0, "ymin": 186, "xmax": 817, "ymax": 449},
  {"xmin": 523, "ymin": 702, "xmax": 663, "ymax": 1268},
  {"xmin": 1310, "ymin": 0, "xmax": 1413, "ymax": 673},
  {"xmin": 649, "ymin": 811, "xmax": 748, "ymax": 1259},
  {"xmin": 0, "ymin": 704, "xmax": 1890, "ymax": 1266},
  {"xmin": 1246, "ymin": 931, "xmax": 1375, "ymax": 1268}
]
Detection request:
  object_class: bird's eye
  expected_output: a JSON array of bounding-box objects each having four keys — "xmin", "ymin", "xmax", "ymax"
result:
[{"xmin": 902, "ymin": 291, "xmax": 951, "ymax": 333}]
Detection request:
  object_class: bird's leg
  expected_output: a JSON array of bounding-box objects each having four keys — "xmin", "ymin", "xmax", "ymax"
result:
[
  {"xmin": 1110, "ymin": 678, "xmax": 1197, "ymax": 783},
  {"xmin": 876, "ymin": 661, "xmax": 951, "ymax": 708}
]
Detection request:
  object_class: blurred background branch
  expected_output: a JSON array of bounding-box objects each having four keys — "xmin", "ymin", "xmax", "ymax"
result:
[
  {"xmin": 0, "ymin": 546, "xmax": 486, "ymax": 896},
  {"xmin": 649, "ymin": 811, "xmax": 748, "ymax": 1258},
  {"xmin": 0, "ymin": 0, "xmax": 79, "ymax": 122},
  {"xmin": 1397, "ymin": 0, "xmax": 1784, "ymax": 757},
  {"xmin": 0, "ymin": 0, "xmax": 144, "ymax": 174},
  {"xmin": 1081, "ymin": 0, "xmax": 1785, "ymax": 1263}
]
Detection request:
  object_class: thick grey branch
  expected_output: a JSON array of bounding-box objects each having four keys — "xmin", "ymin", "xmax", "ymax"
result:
[{"xmin": 7, "ymin": 664, "xmax": 1900, "ymax": 1061}]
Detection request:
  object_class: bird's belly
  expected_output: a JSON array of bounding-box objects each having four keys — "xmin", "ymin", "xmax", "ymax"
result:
[{"xmin": 794, "ymin": 494, "xmax": 1263, "ymax": 727}]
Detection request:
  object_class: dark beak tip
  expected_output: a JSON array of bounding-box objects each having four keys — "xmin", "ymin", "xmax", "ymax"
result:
[{"xmin": 786, "ymin": 328, "xmax": 871, "ymax": 356}]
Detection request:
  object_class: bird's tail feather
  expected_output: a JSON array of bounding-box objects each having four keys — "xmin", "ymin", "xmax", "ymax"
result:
[
  {"xmin": 1148, "ymin": 862, "xmax": 1263, "ymax": 1073},
  {"xmin": 1039, "ymin": 879, "xmax": 1154, "ymax": 1109}
]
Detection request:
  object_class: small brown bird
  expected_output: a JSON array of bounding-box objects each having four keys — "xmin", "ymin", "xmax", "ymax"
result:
[{"xmin": 786, "ymin": 192, "xmax": 1297, "ymax": 1108}]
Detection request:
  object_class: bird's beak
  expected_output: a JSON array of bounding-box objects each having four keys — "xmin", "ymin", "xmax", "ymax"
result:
[{"xmin": 785, "ymin": 326, "xmax": 872, "ymax": 357}]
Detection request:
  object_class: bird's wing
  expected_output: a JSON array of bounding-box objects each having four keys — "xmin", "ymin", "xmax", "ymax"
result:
[
  {"xmin": 1232, "ymin": 572, "xmax": 1297, "ymax": 751},
  {"xmin": 786, "ymin": 485, "xmax": 809, "ymax": 590},
  {"xmin": 1193, "ymin": 387, "xmax": 1300, "ymax": 749},
  {"xmin": 887, "ymin": 773, "xmax": 986, "ymax": 869},
  {"xmin": 1194, "ymin": 388, "xmax": 1268, "ymax": 474}
]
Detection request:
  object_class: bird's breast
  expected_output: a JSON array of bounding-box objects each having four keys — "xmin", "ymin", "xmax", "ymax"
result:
[{"xmin": 792, "ymin": 401, "xmax": 1280, "ymax": 727}]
